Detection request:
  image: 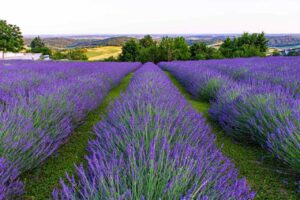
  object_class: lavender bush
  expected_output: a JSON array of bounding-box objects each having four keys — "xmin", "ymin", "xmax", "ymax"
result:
[
  {"xmin": 53, "ymin": 63, "xmax": 254, "ymax": 199},
  {"xmin": 266, "ymin": 98, "xmax": 300, "ymax": 170},
  {"xmin": 0, "ymin": 60, "xmax": 140, "ymax": 199},
  {"xmin": 160, "ymin": 61, "xmax": 233, "ymax": 102},
  {"xmin": 159, "ymin": 58, "xmax": 300, "ymax": 175},
  {"xmin": 204, "ymin": 57, "xmax": 300, "ymax": 96},
  {"xmin": 210, "ymin": 80, "xmax": 300, "ymax": 171},
  {"xmin": 0, "ymin": 157, "xmax": 23, "ymax": 200}
]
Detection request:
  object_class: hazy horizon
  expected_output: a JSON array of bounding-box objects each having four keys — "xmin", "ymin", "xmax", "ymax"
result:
[
  {"xmin": 23, "ymin": 33, "xmax": 300, "ymax": 38},
  {"xmin": 2, "ymin": 0, "xmax": 300, "ymax": 35}
]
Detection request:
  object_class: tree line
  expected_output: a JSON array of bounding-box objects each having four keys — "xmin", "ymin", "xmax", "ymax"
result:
[
  {"xmin": 2, "ymin": 20, "xmax": 299, "ymax": 62},
  {"xmin": 118, "ymin": 33, "xmax": 269, "ymax": 63}
]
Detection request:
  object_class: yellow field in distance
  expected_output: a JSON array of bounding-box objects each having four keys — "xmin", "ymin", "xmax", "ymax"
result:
[{"xmin": 85, "ymin": 46, "xmax": 122, "ymax": 61}]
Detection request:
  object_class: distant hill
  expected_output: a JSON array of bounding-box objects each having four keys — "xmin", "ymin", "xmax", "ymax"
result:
[
  {"xmin": 67, "ymin": 37, "xmax": 136, "ymax": 48},
  {"xmin": 24, "ymin": 36, "xmax": 136, "ymax": 49},
  {"xmin": 23, "ymin": 34, "xmax": 300, "ymax": 50},
  {"xmin": 185, "ymin": 35, "xmax": 300, "ymax": 47},
  {"xmin": 185, "ymin": 36, "xmax": 227, "ymax": 45},
  {"xmin": 267, "ymin": 35, "xmax": 300, "ymax": 47},
  {"xmin": 24, "ymin": 37, "xmax": 77, "ymax": 49}
]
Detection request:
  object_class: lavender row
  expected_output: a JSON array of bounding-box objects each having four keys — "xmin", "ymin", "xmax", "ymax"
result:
[
  {"xmin": 0, "ymin": 61, "xmax": 140, "ymax": 199},
  {"xmin": 53, "ymin": 63, "xmax": 254, "ymax": 199},
  {"xmin": 159, "ymin": 59, "xmax": 300, "ymax": 174},
  {"xmin": 212, "ymin": 57, "xmax": 300, "ymax": 96},
  {"xmin": 159, "ymin": 61, "xmax": 233, "ymax": 101},
  {"xmin": 0, "ymin": 61, "xmax": 138, "ymax": 108},
  {"xmin": 162, "ymin": 57, "xmax": 300, "ymax": 96}
]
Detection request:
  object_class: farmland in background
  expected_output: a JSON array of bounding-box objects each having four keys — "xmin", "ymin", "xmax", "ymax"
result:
[{"xmin": 84, "ymin": 46, "xmax": 122, "ymax": 61}]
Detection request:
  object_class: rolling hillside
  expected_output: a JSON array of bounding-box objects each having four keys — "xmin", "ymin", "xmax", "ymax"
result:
[
  {"xmin": 67, "ymin": 37, "xmax": 136, "ymax": 48},
  {"xmin": 24, "ymin": 37, "xmax": 77, "ymax": 49}
]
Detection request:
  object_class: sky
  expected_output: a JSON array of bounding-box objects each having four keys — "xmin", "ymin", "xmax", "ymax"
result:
[{"xmin": 1, "ymin": 0, "xmax": 300, "ymax": 35}]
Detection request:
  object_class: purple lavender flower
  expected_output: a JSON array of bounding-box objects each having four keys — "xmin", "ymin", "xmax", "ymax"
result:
[
  {"xmin": 54, "ymin": 63, "xmax": 254, "ymax": 200},
  {"xmin": 0, "ymin": 60, "xmax": 140, "ymax": 197},
  {"xmin": 0, "ymin": 157, "xmax": 24, "ymax": 200},
  {"xmin": 159, "ymin": 58, "xmax": 300, "ymax": 176}
]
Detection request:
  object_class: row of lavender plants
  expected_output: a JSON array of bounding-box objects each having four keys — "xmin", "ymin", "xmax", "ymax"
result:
[
  {"xmin": 162, "ymin": 57, "xmax": 300, "ymax": 96},
  {"xmin": 212, "ymin": 57, "xmax": 300, "ymax": 96},
  {"xmin": 53, "ymin": 63, "xmax": 255, "ymax": 199},
  {"xmin": 0, "ymin": 61, "xmax": 140, "ymax": 199},
  {"xmin": 159, "ymin": 58, "xmax": 300, "ymax": 175}
]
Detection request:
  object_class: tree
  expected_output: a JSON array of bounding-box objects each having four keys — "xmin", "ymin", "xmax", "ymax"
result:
[
  {"xmin": 51, "ymin": 51, "xmax": 65, "ymax": 60},
  {"xmin": 287, "ymin": 50, "xmax": 299, "ymax": 56},
  {"xmin": 158, "ymin": 37, "xmax": 175, "ymax": 61},
  {"xmin": 139, "ymin": 35, "xmax": 156, "ymax": 48},
  {"xmin": 190, "ymin": 42, "xmax": 223, "ymax": 60},
  {"xmin": 219, "ymin": 32, "xmax": 268, "ymax": 58},
  {"xmin": 173, "ymin": 37, "xmax": 190, "ymax": 60},
  {"xmin": 30, "ymin": 37, "xmax": 45, "ymax": 49},
  {"xmin": 241, "ymin": 44, "xmax": 264, "ymax": 57},
  {"xmin": 137, "ymin": 35, "xmax": 160, "ymax": 63},
  {"xmin": 190, "ymin": 42, "xmax": 209, "ymax": 60},
  {"xmin": 272, "ymin": 50, "xmax": 281, "ymax": 56},
  {"xmin": 256, "ymin": 32, "xmax": 268, "ymax": 52},
  {"xmin": 138, "ymin": 44, "xmax": 159, "ymax": 63},
  {"xmin": 158, "ymin": 37, "xmax": 190, "ymax": 61},
  {"xmin": 66, "ymin": 49, "xmax": 88, "ymax": 60},
  {"xmin": 119, "ymin": 36, "xmax": 191, "ymax": 62},
  {"xmin": 31, "ymin": 46, "xmax": 52, "ymax": 55},
  {"xmin": 119, "ymin": 39, "xmax": 140, "ymax": 62},
  {"xmin": 0, "ymin": 20, "xmax": 24, "ymax": 59},
  {"xmin": 51, "ymin": 49, "xmax": 87, "ymax": 61},
  {"xmin": 209, "ymin": 49, "xmax": 223, "ymax": 59},
  {"xmin": 219, "ymin": 38, "xmax": 234, "ymax": 58},
  {"xmin": 30, "ymin": 36, "xmax": 52, "ymax": 55}
]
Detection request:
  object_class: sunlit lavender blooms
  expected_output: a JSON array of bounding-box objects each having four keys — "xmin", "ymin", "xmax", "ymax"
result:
[
  {"xmin": 0, "ymin": 158, "xmax": 23, "ymax": 200},
  {"xmin": 53, "ymin": 63, "xmax": 254, "ymax": 200},
  {"xmin": 159, "ymin": 61, "xmax": 233, "ymax": 102},
  {"xmin": 159, "ymin": 57, "xmax": 300, "ymax": 174},
  {"xmin": 0, "ymin": 60, "xmax": 140, "ymax": 199}
]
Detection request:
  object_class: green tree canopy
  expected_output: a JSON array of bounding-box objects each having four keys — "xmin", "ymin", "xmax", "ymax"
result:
[
  {"xmin": 30, "ymin": 36, "xmax": 52, "ymax": 55},
  {"xmin": 130, "ymin": 35, "xmax": 160, "ymax": 63},
  {"xmin": 0, "ymin": 20, "xmax": 24, "ymax": 59},
  {"xmin": 30, "ymin": 36, "xmax": 45, "ymax": 49},
  {"xmin": 138, "ymin": 44, "xmax": 159, "ymax": 63},
  {"xmin": 158, "ymin": 37, "xmax": 175, "ymax": 61},
  {"xmin": 119, "ymin": 39, "xmax": 140, "ymax": 61},
  {"xmin": 190, "ymin": 42, "xmax": 209, "ymax": 60},
  {"xmin": 158, "ymin": 37, "xmax": 190, "ymax": 61},
  {"xmin": 219, "ymin": 32, "xmax": 268, "ymax": 58},
  {"xmin": 118, "ymin": 33, "xmax": 268, "ymax": 63},
  {"xmin": 173, "ymin": 37, "xmax": 190, "ymax": 60},
  {"xmin": 31, "ymin": 46, "xmax": 52, "ymax": 55},
  {"xmin": 66, "ymin": 49, "xmax": 88, "ymax": 60},
  {"xmin": 139, "ymin": 35, "xmax": 156, "ymax": 48},
  {"xmin": 190, "ymin": 42, "xmax": 223, "ymax": 60},
  {"xmin": 51, "ymin": 49, "xmax": 87, "ymax": 61}
]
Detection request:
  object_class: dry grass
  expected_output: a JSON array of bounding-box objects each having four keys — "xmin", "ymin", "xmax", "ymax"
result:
[{"xmin": 85, "ymin": 46, "xmax": 122, "ymax": 61}]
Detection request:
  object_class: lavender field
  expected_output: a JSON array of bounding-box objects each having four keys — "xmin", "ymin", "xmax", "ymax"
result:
[
  {"xmin": 0, "ymin": 58, "xmax": 300, "ymax": 199},
  {"xmin": 160, "ymin": 57, "xmax": 300, "ymax": 172},
  {"xmin": 0, "ymin": 61, "xmax": 139, "ymax": 199}
]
